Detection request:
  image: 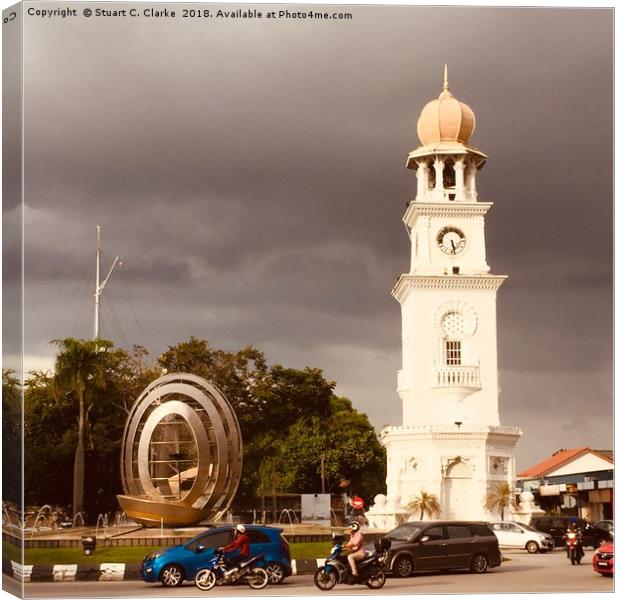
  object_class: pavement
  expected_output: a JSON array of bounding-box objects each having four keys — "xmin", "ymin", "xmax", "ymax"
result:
[
  {"xmin": 6, "ymin": 548, "xmax": 614, "ymax": 597},
  {"xmin": 1, "ymin": 558, "xmax": 322, "ymax": 583}
]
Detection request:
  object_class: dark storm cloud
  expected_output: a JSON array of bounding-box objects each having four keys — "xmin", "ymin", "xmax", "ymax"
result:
[{"xmin": 17, "ymin": 5, "xmax": 612, "ymax": 470}]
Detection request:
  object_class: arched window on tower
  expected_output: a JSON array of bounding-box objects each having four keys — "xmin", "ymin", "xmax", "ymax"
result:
[
  {"xmin": 444, "ymin": 159, "xmax": 456, "ymax": 200},
  {"xmin": 441, "ymin": 310, "xmax": 463, "ymax": 366},
  {"xmin": 427, "ymin": 160, "xmax": 436, "ymax": 189}
]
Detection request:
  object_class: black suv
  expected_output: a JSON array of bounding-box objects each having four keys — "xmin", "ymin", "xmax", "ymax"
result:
[
  {"xmin": 377, "ymin": 521, "xmax": 501, "ymax": 577},
  {"xmin": 530, "ymin": 516, "xmax": 610, "ymax": 548}
]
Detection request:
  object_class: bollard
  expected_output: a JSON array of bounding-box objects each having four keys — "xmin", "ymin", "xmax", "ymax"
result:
[{"xmin": 81, "ymin": 536, "xmax": 97, "ymax": 556}]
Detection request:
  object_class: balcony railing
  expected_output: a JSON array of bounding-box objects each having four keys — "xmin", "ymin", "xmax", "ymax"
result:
[{"xmin": 434, "ymin": 365, "xmax": 480, "ymax": 388}]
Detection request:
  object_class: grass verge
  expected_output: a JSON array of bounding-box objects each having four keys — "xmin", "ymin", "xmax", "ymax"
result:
[{"xmin": 3, "ymin": 541, "xmax": 331, "ymax": 566}]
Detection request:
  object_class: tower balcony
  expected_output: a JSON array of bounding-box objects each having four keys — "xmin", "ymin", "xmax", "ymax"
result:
[
  {"xmin": 432, "ymin": 364, "xmax": 481, "ymax": 403},
  {"xmin": 434, "ymin": 364, "xmax": 480, "ymax": 387}
]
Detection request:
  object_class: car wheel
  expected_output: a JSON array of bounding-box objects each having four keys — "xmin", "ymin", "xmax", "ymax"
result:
[
  {"xmin": 393, "ymin": 555, "xmax": 414, "ymax": 578},
  {"xmin": 160, "ymin": 563, "xmax": 185, "ymax": 587},
  {"xmin": 265, "ymin": 562, "xmax": 286, "ymax": 584},
  {"xmin": 525, "ymin": 541, "xmax": 539, "ymax": 554},
  {"xmin": 470, "ymin": 554, "xmax": 489, "ymax": 574}
]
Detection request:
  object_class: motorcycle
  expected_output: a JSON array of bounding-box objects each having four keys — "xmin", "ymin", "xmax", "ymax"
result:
[
  {"xmin": 314, "ymin": 533, "xmax": 390, "ymax": 591},
  {"xmin": 565, "ymin": 531, "xmax": 584, "ymax": 565},
  {"xmin": 194, "ymin": 549, "xmax": 269, "ymax": 590}
]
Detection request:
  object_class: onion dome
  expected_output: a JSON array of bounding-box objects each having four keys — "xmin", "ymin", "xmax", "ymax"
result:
[{"xmin": 416, "ymin": 66, "xmax": 476, "ymax": 146}]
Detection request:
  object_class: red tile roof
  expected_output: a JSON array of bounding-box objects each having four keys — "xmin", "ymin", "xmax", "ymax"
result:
[{"xmin": 517, "ymin": 447, "xmax": 613, "ymax": 479}]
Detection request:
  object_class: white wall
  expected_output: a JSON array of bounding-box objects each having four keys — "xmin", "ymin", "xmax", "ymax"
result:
[{"xmin": 549, "ymin": 453, "xmax": 613, "ymax": 477}]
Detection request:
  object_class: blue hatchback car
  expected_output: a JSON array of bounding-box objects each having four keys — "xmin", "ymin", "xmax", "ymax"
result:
[{"xmin": 141, "ymin": 525, "xmax": 291, "ymax": 587}]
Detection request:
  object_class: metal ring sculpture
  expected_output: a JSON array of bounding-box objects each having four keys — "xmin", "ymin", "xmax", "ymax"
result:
[{"xmin": 116, "ymin": 373, "xmax": 242, "ymax": 527}]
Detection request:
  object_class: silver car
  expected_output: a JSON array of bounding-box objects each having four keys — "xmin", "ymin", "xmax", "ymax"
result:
[{"xmin": 491, "ymin": 521, "xmax": 555, "ymax": 554}]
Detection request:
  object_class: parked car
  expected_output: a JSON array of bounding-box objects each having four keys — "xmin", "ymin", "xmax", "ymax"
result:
[
  {"xmin": 531, "ymin": 516, "xmax": 609, "ymax": 548},
  {"xmin": 140, "ymin": 525, "xmax": 291, "ymax": 587},
  {"xmin": 490, "ymin": 521, "xmax": 554, "ymax": 553},
  {"xmin": 594, "ymin": 520, "xmax": 614, "ymax": 540},
  {"xmin": 377, "ymin": 521, "xmax": 501, "ymax": 577},
  {"xmin": 593, "ymin": 540, "xmax": 614, "ymax": 577}
]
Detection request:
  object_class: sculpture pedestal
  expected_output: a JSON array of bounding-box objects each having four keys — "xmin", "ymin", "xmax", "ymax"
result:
[
  {"xmin": 365, "ymin": 494, "xmax": 409, "ymax": 530},
  {"xmin": 512, "ymin": 491, "xmax": 545, "ymax": 526}
]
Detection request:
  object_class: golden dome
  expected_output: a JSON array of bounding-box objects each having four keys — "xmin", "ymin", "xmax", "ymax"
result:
[{"xmin": 416, "ymin": 66, "xmax": 476, "ymax": 146}]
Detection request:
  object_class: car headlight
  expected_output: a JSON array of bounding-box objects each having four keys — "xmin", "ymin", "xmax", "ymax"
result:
[{"xmin": 144, "ymin": 551, "xmax": 163, "ymax": 561}]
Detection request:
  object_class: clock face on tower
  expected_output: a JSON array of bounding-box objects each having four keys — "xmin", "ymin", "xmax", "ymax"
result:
[{"xmin": 437, "ymin": 226, "xmax": 467, "ymax": 255}]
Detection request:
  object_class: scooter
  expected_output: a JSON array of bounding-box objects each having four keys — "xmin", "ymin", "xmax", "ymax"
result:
[
  {"xmin": 314, "ymin": 533, "xmax": 390, "ymax": 591},
  {"xmin": 194, "ymin": 549, "xmax": 269, "ymax": 590},
  {"xmin": 565, "ymin": 531, "xmax": 584, "ymax": 565}
]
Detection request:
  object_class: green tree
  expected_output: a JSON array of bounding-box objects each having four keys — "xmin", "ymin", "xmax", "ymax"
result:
[
  {"xmin": 158, "ymin": 339, "xmax": 338, "ymax": 506},
  {"xmin": 277, "ymin": 396, "xmax": 386, "ymax": 501},
  {"xmin": 2, "ymin": 370, "xmax": 22, "ymax": 504},
  {"xmin": 52, "ymin": 338, "xmax": 113, "ymax": 515},
  {"xmin": 407, "ymin": 491, "xmax": 440, "ymax": 520},
  {"xmin": 25, "ymin": 370, "xmax": 75, "ymax": 508},
  {"xmin": 485, "ymin": 482, "xmax": 520, "ymax": 520},
  {"xmin": 25, "ymin": 346, "xmax": 153, "ymax": 516}
]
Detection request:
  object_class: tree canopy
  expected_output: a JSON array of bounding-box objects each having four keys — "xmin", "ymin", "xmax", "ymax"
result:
[
  {"xmin": 2, "ymin": 370, "xmax": 22, "ymax": 504},
  {"xmin": 23, "ymin": 337, "xmax": 386, "ymax": 518}
]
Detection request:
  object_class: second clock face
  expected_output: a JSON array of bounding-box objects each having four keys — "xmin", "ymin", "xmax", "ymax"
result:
[{"xmin": 437, "ymin": 226, "xmax": 467, "ymax": 255}]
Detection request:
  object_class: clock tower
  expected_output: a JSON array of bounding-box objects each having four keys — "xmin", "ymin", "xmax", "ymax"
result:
[{"xmin": 367, "ymin": 68, "xmax": 522, "ymax": 528}]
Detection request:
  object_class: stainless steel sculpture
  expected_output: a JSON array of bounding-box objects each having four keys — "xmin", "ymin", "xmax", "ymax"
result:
[{"xmin": 117, "ymin": 373, "xmax": 242, "ymax": 527}]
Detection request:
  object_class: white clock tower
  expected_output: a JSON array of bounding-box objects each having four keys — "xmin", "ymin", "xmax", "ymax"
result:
[{"xmin": 367, "ymin": 68, "xmax": 522, "ymax": 528}]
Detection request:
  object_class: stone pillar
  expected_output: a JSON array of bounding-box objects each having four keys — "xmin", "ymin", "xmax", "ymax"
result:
[
  {"xmin": 434, "ymin": 158, "xmax": 445, "ymax": 201},
  {"xmin": 455, "ymin": 159, "xmax": 466, "ymax": 202},
  {"xmin": 420, "ymin": 162, "xmax": 429, "ymax": 200},
  {"xmin": 415, "ymin": 161, "xmax": 429, "ymax": 201},
  {"xmin": 466, "ymin": 161, "xmax": 477, "ymax": 201}
]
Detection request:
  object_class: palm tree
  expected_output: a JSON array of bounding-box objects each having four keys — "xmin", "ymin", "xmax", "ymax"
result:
[
  {"xmin": 52, "ymin": 338, "xmax": 112, "ymax": 516},
  {"xmin": 407, "ymin": 491, "xmax": 440, "ymax": 520},
  {"xmin": 485, "ymin": 482, "xmax": 520, "ymax": 520}
]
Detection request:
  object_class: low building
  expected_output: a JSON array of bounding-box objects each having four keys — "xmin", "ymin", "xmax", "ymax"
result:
[{"xmin": 517, "ymin": 447, "xmax": 613, "ymax": 522}]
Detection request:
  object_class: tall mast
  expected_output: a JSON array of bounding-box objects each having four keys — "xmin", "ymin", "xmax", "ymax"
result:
[{"xmin": 93, "ymin": 225, "xmax": 120, "ymax": 340}]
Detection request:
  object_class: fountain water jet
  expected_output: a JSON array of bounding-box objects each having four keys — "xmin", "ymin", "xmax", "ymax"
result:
[{"xmin": 95, "ymin": 513, "xmax": 109, "ymax": 539}]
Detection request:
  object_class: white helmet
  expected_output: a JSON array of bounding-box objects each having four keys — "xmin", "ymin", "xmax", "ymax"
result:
[{"xmin": 236, "ymin": 524, "xmax": 246, "ymax": 533}]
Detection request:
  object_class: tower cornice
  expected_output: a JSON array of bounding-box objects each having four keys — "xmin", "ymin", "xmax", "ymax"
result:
[
  {"xmin": 380, "ymin": 424, "xmax": 523, "ymax": 443},
  {"xmin": 404, "ymin": 201, "xmax": 492, "ymax": 228},
  {"xmin": 392, "ymin": 274, "xmax": 507, "ymax": 303}
]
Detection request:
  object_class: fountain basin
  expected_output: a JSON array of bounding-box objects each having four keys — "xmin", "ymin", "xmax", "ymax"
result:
[{"xmin": 117, "ymin": 495, "xmax": 211, "ymax": 528}]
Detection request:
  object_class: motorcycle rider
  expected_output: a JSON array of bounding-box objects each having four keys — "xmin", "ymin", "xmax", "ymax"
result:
[
  {"xmin": 218, "ymin": 524, "xmax": 251, "ymax": 571},
  {"xmin": 563, "ymin": 520, "xmax": 584, "ymax": 561},
  {"xmin": 344, "ymin": 521, "xmax": 365, "ymax": 581}
]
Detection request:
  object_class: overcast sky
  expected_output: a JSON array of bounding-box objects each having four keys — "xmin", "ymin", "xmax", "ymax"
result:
[{"xmin": 6, "ymin": 4, "xmax": 612, "ymax": 471}]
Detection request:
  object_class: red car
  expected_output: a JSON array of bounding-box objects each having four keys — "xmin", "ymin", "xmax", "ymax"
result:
[{"xmin": 593, "ymin": 541, "xmax": 614, "ymax": 577}]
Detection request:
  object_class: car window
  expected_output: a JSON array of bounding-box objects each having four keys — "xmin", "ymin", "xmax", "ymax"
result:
[
  {"xmin": 423, "ymin": 526, "xmax": 445, "ymax": 541},
  {"xmin": 551, "ymin": 518, "xmax": 568, "ymax": 528},
  {"xmin": 516, "ymin": 522, "xmax": 538, "ymax": 533},
  {"xmin": 491, "ymin": 523, "xmax": 501, "ymax": 531},
  {"xmin": 247, "ymin": 530, "xmax": 271, "ymax": 544},
  {"xmin": 447, "ymin": 525, "xmax": 472, "ymax": 540},
  {"xmin": 387, "ymin": 524, "xmax": 423, "ymax": 541},
  {"xmin": 186, "ymin": 530, "xmax": 231, "ymax": 551},
  {"xmin": 470, "ymin": 524, "xmax": 493, "ymax": 536}
]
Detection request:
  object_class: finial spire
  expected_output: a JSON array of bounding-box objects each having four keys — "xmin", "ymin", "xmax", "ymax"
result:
[{"xmin": 443, "ymin": 64, "xmax": 449, "ymax": 92}]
